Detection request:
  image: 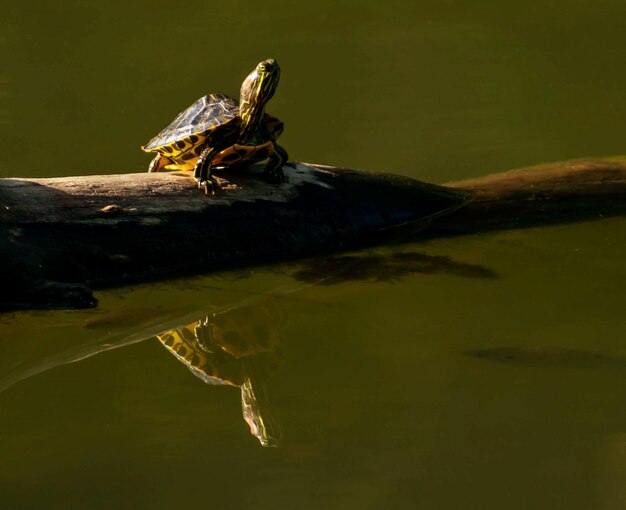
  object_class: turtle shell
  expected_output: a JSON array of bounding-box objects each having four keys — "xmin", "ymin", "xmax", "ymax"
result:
[
  {"xmin": 157, "ymin": 324, "xmax": 246, "ymax": 386},
  {"xmin": 143, "ymin": 93, "xmax": 239, "ymax": 151},
  {"xmin": 156, "ymin": 299, "xmax": 285, "ymax": 387}
]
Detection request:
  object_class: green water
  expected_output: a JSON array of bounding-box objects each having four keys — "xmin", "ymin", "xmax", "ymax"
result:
[{"xmin": 2, "ymin": 1, "xmax": 626, "ymax": 508}]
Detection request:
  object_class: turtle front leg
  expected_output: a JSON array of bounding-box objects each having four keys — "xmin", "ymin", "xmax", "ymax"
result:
[
  {"xmin": 194, "ymin": 316, "xmax": 218, "ymax": 353},
  {"xmin": 193, "ymin": 146, "xmax": 221, "ymax": 194},
  {"xmin": 265, "ymin": 144, "xmax": 289, "ymax": 183}
]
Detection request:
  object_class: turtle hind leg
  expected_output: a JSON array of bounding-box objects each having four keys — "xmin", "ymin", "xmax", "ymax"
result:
[
  {"xmin": 265, "ymin": 144, "xmax": 288, "ymax": 183},
  {"xmin": 147, "ymin": 153, "xmax": 175, "ymax": 173},
  {"xmin": 194, "ymin": 146, "xmax": 221, "ymax": 194}
]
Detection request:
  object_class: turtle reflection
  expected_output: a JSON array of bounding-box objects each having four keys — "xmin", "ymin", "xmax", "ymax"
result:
[{"xmin": 156, "ymin": 298, "xmax": 285, "ymax": 447}]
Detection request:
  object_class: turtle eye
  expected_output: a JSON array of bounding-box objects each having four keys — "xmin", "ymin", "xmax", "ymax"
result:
[{"xmin": 258, "ymin": 59, "xmax": 276, "ymax": 73}]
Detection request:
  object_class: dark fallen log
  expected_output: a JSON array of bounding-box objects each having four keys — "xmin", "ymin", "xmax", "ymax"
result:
[
  {"xmin": 2, "ymin": 158, "xmax": 625, "ymax": 310},
  {"xmin": 437, "ymin": 157, "xmax": 626, "ymax": 234},
  {"xmin": 0, "ymin": 162, "xmax": 468, "ymax": 310}
]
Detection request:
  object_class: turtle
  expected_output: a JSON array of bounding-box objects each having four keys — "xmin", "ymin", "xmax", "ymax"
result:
[
  {"xmin": 156, "ymin": 298, "xmax": 286, "ymax": 447},
  {"xmin": 141, "ymin": 59, "xmax": 288, "ymax": 193}
]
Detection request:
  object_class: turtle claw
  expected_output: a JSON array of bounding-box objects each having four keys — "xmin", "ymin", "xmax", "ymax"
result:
[{"xmin": 196, "ymin": 179, "xmax": 216, "ymax": 195}]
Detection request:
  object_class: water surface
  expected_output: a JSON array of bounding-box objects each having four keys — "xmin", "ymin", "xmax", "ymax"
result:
[{"xmin": 1, "ymin": 1, "xmax": 626, "ymax": 509}]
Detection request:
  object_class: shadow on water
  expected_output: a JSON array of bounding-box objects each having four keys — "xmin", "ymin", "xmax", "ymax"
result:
[
  {"xmin": 289, "ymin": 251, "xmax": 499, "ymax": 285},
  {"xmin": 465, "ymin": 346, "xmax": 626, "ymax": 370}
]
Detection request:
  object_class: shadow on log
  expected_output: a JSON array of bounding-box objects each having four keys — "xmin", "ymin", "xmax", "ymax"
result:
[{"xmin": 1, "ymin": 158, "xmax": 625, "ymax": 310}]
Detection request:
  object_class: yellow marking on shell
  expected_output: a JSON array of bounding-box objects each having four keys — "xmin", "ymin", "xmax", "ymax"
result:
[
  {"xmin": 157, "ymin": 318, "xmax": 256, "ymax": 387},
  {"xmin": 157, "ymin": 329, "xmax": 210, "ymax": 372},
  {"xmin": 156, "ymin": 141, "xmax": 275, "ymax": 173},
  {"xmin": 214, "ymin": 142, "xmax": 274, "ymax": 166},
  {"xmin": 148, "ymin": 132, "xmax": 209, "ymax": 171},
  {"xmin": 164, "ymin": 162, "xmax": 195, "ymax": 171}
]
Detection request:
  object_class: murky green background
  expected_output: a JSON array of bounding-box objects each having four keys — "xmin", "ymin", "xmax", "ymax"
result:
[{"xmin": 1, "ymin": 1, "xmax": 626, "ymax": 508}]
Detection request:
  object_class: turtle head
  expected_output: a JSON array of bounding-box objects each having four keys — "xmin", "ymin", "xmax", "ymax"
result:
[
  {"xmin": 241, "ymin": 372, "xmax": 282, "ymax": 448},
  {"xmin": 256, "ymin": 58, "xmax": 279, "ymax": 75},
  {"xmin": 238, "ymin": 59, "xmax": 281, "ymax": 140},
  {"xmin": 240, "ymin": 59, "xmax": 281, "ymax": 106}
]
